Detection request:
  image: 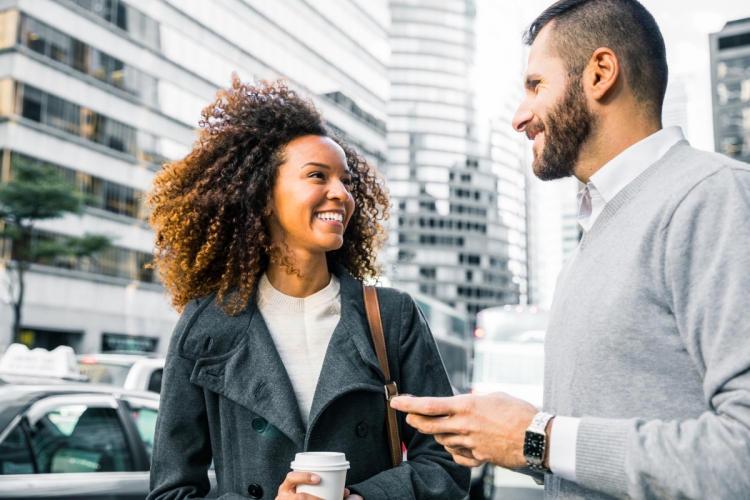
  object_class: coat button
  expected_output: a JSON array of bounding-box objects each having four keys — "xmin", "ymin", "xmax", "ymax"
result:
[
  {"xmin": 356, "ymin": 421, "xmax": 369, "ymax": 437},
  {"xmin": 248, "ymin": 483, "xmax": 263, "ymax": 498},
  {"xmin": 252, "ymin": 417, "xmax": 267, "ymax": 434}
]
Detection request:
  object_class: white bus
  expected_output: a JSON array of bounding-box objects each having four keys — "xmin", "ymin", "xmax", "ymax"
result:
[{"xmin": 471, "ymin": 305, "xmax": 549, "ymax": 409}]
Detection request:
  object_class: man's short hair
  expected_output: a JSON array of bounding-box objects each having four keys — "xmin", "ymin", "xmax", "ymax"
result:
[{"xmin": 524, "ymin": 0, "xmax": 668, "ymax": 121}]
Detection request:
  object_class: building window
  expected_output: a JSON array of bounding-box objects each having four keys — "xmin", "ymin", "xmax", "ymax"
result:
[
  {"xmin": 419, "ymin": 267, "xmax": 436, "ymax": 279},
  {"xmin": 7, "ymin": 228, "xmax": 156, "ymax": 282},
  {"xmin": 418, "ymin": 234, "xmax": 463, "ymax": 246},
  {"xmin": 11, "ymin": 152, "xmax": 149, "ymax": 222},
  {"xmin": 490, "ymin": 257, "xmax": 508, "ymax": 270},
  {"xmin": 18, "ymin": 14, "xmax": 159, "ymax": 106},
  {"xmin": 11, "ymin": 82, "xmax": 169, "ymax": 165},
  {"xmin": 71, "ymin": 0, "xmax": 161, "ymax": 50},
  {"xmin": 450, "ymin": 204, "xmax": 487, "ymax": 217},
  {"xmin": 459, "ymin": 253, "xmax": 481, "ymax": 266},
  {"xmin": 419, "ymin": 201, "xmax": 436, "ymax": 212}
]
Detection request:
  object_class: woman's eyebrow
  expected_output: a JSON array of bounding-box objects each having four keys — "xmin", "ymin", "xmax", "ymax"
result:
[
  {"xmin": 302, "ymin": 162, "xmax": 352, "ymax": 175},
  {"xmin": 302, "ymin": 162, "xmax": 331, "ymax": 170}
]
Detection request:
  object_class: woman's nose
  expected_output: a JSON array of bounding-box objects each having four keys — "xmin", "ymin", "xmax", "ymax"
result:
[{"xmin": 327, "ymin": 178, "xmax": 349, "ymax": 201}]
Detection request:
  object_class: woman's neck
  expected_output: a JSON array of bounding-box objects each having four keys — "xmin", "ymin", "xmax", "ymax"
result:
[{"xmin": 265, "ymin": 253, "xmax": 331, "ymax": 298}]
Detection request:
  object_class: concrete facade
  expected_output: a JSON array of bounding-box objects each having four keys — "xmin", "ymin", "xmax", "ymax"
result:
[{"xmin": 0, "ymin": 0, "xmax": 389, "ymax": 354}]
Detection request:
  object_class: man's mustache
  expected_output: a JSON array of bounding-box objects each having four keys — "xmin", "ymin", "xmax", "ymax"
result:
[{"xmin": 526, "ymin": 119, "xmax": 545, "ymax": 141}]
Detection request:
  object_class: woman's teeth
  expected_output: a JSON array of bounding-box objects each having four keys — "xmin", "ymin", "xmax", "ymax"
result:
[{"xmin": 316, "ymin": 212, "xmax": 344, "ymax": 222}]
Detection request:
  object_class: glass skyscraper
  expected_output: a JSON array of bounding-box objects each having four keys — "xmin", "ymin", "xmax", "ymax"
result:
[{"xmin": 387, "ymin": 0, "xmax": 518, "ymax": 325}]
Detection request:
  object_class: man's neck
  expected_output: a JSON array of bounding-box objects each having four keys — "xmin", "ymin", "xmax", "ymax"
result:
[
  {"xmin": 574, "ymin": 118, "xmax": 661, "ymax": 184},
  {"xmin": 265, "ymin": 252, "xmax": 331, "ymax": 298}
]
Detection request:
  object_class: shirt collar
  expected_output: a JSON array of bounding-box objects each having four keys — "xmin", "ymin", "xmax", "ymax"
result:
[{"xmin": 589, "ymin": 126, "xmax": 685, "ymax": 203}]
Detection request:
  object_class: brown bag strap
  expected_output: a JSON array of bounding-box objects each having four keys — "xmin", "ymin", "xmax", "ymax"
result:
[{"xmin": 362, "ymin": 284, "xmax": 403, "ymax": 468}]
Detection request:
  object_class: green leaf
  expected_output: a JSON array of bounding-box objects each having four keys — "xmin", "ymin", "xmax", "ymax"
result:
[
  {"xmin": 68, "ymin": 233, "xmax": 114, "ymax": 258},
  {"xmin": 34, "ymin": 240, "xmax": 74, "ymax": 261},
  {"xmin": 0, "ymin": 157, "xmax": 85, "ymax": 222}
]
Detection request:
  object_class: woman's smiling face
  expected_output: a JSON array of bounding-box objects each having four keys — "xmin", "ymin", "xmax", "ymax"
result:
[{"xmin": 267, "ymin": 135, "xmax": 355, "ymax": 257}]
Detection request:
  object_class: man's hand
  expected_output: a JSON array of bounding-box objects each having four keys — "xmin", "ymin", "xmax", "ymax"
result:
[{"xmin": 390, "ymin": 392, "xmax": 547, "ymax": 470}]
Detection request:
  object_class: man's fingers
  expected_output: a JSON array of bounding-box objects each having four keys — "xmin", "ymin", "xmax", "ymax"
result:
[
  {"xmin": 436, "ymin": 434, "xmax": 472, "ymax": 451},
  {"xmin": 450, "ymin": 453, "xmax": 486, "ymax": 468},
  {"xmin": 391, "ymin": 395, "xmax": 461, "ymax": 416},
  {"xmin": 445, "ymin": 445, "xmax": 486, "ymax": 467},
  {"xmin": 407, "ymin": 413, "xmax": 467, "ymax": 435}
]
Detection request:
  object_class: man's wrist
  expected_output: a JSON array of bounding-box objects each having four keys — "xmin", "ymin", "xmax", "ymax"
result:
[
  {"xmin": 523, "ymin": 411, "xmax": 554, "ymax": 472},
  {"xmin": 543, "ymin": 417, "xmax": 554, "ymax": 470}
]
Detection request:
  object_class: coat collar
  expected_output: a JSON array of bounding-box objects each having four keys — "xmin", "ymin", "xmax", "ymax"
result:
[
  {"xmin": 305, "ymin": 263, "xmax": 385, "ymax": 444},
  {"xmin": 189, "ymin": 262, "xmax": 385, "ymax": 449}
]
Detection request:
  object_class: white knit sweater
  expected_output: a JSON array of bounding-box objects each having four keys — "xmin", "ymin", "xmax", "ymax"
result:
[{"xmin": 256, "ymin": 273, "xmax": 341, "ymax": 428}]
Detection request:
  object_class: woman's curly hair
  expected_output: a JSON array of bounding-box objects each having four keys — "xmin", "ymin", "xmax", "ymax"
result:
[{"xmin": 148, "ymin": 76, "xmax": 389, "ymax": 314}]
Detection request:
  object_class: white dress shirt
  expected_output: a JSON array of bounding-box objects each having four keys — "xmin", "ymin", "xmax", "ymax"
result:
[{"xmin": 549, "ymin": 126, "xmax": 685, "ymax": 483}]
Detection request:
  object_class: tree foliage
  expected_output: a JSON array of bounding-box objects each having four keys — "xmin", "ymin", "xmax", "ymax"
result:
[{"xmin": 0, "ymin": 157, "xmax": 114, "ymax": 343}]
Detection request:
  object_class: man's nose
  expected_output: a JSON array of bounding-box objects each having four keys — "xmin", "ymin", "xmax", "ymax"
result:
[{"xmin": 512, "ymin": 101, "xmax": 533, "ymax": 133}]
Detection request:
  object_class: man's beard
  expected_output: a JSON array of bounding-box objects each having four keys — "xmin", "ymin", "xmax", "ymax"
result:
[{"xmin": 529, "ymin": 76, "xmax": 596, "ymax": 181}]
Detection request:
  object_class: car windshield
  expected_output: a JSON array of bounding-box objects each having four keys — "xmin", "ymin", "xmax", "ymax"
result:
[
  {"xmin": 478, "ymin": 310, "xmax": 549, "ymax": 343},
  {"xmin": 77, "ymin": 362, "xmax": 133, "ymax": 387}
]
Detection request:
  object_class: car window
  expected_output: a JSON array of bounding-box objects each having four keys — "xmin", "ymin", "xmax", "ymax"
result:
[
  {"xmin": 77, "ymin": 362, "xmax": 132, "ymax": 386},
  {"xmin": 147, "ymin": 369, "xmax": 163, "ymax": 393},
  {"xmin": 131, "ymin": 408, "xmax": 157, "ymax": 460},
  {"xmin": 28, "ymin": 404, "xmax": 133, "ymax": 473},
  {"xmin": 0, "ymin": 425, "xmax": 34, "ymax": 475}
]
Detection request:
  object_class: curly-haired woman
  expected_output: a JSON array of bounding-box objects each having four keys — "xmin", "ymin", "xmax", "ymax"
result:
[{"xmin": 146, "ymin": 77, "xmax": 469, "ymax": 500}]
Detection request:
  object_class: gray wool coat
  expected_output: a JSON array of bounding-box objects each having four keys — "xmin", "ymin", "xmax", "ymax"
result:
[{"xmin": 148, "ymin": 262, "xmax": 470, "ymax": 500}]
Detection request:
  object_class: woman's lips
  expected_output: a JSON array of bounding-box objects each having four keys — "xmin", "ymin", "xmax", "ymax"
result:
[{"xmin": 316, "ymin": 218, "xmax": 344, "ymax": 227}]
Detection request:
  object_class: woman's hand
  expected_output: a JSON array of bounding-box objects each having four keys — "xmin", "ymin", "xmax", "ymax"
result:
[{"xmin": 276, "ymin": 472, "xmax": 362, "ymax": 499}]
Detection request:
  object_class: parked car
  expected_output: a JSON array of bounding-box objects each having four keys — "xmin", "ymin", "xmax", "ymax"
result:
[
  {"xmin": 0, "ymin": 344, "xmax": 214, "ymax": 498},
  {"xmin": 77, "ymin": 353, "xmax": 165, "ymax": 393}
]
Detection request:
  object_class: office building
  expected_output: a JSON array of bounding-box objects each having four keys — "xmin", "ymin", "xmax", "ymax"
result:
[
  {"xmin": 709, "ymin": 17, "xmax": 750, "ymax": 164},
  {"xmin": 0, "ymin": 0, "xmax": 389, "ymax": 353},
  {"xmin": 488, "ymin": 111, "xmax": 528, "ymax": 305},
  {"xmin": 387, "ymin": 0, "xmax": 519, "ymax": 325}
]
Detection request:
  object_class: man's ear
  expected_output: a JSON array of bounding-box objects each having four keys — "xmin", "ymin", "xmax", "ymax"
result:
[{"xmin": 585, "ymin": 47, "xmax": 620, "ymax": 101}]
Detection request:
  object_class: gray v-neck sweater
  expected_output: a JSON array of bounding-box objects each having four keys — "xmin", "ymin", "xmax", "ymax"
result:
[{"xmin": 543, "ymin": 141, "xmax": 750, "ymax": 499}]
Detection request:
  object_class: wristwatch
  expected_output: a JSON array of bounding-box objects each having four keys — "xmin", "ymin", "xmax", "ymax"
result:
[{"xmin": 524, "ymin": 411, "xmax": 554, "ymax": 472}]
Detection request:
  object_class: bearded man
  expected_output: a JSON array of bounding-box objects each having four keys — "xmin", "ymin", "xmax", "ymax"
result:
[{"xmin": 390, "ymin": 0, "xmax": 750, "ymax": 499}]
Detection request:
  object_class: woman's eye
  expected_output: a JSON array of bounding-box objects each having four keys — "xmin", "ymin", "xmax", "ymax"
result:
[
  {"xmin": 342, "ymin": 178, "xmax": 352, "ymax": 186},
  {"xmin": 309, "ymin": 172, "xmax": 325, "ymax": 179}
]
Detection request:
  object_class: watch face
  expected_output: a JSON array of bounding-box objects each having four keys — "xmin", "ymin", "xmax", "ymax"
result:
[{"xmin": 524, "ymin": 431, "xmax": 545, "ymax": 462}]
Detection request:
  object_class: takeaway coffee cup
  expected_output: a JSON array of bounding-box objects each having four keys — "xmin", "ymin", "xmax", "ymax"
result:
[{"xmin": 291, "ymin": 452, "xmax": 350, "ymax": 500}]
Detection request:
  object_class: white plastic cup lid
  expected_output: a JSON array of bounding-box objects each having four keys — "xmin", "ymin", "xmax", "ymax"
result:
[{"xmin": 290, "ymin": 452, "xmax": 350, "ymax": 472}]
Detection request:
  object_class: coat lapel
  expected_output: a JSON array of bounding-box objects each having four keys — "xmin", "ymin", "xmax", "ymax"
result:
[
  {"xmin": 306, "ymin": 265, "xmax": 386, "ymax": 443},
  {"xmin": 190, "ymin": 303, "xmax": 306, "ymax": 448}
]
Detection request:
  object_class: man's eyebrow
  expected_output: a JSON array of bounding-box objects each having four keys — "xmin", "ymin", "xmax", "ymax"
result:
[{"xmin": 302, "ymin": 162, "xmax": 352, "ymax": 174}]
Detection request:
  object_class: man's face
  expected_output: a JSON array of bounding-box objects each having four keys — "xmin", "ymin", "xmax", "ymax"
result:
[{"xmin": 512, "ymin": 26, "xmax": 596, "ymax": 181}]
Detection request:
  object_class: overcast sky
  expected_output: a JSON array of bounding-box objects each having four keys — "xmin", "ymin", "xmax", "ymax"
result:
[{"xmin": 474, "ymin": 0, "xmax": 750, "ymax": 152}]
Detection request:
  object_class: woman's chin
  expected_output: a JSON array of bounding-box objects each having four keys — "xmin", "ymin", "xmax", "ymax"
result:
[{"xmin": 312, "ymin": 235, "xmax": 344, "ymax": 253}]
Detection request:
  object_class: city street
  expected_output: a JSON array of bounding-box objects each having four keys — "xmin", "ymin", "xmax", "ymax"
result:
[{"xmin": 0, "ymin": 0, "xmax": 749, "ymax": 498}]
